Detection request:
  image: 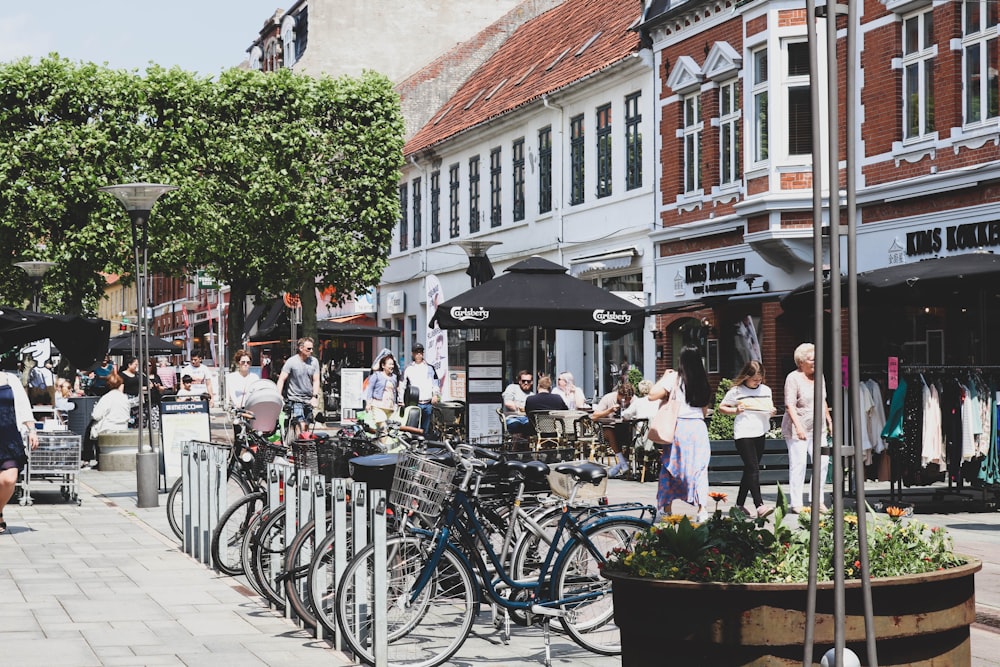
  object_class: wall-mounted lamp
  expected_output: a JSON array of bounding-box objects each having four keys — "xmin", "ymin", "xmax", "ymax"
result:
[{"xmin": 743, "ymin": 273, "xmax": 770, "ymax": 292}]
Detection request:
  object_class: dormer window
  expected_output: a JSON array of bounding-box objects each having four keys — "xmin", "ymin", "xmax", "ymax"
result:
[{"xmin": 282, "ymin": 14, "xmax": 297, "ymax": 68}]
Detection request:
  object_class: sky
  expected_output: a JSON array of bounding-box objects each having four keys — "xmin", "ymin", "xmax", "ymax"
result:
[{"xmin": 0, "ymin": 1, "xmax": 287, "ymax": 75}]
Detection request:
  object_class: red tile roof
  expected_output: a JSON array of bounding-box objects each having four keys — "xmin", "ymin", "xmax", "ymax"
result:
[{"xmin": 404, "ymin": 0, "xmax": 643, "ymax": 156}]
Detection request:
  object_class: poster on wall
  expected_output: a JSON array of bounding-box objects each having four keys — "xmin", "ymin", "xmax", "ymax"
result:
[{"xmin": 425, "ymin": 274, "xmax": 449, "ymax": 400}]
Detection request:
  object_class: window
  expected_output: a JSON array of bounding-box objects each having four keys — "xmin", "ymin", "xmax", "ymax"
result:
[
  {"xmin": 625, "ymin": 92, "xmax": 642, "ymax": 190},
  {"xmin": 785, "ymin": 42, "xmax": 812, "ymax": 155},
  {"xmin": 538, "ymin": 126, "xmax": 552, "ymax": 213},
  {"xmin": 449, "ymin": 163, "xmax": 460, "ymax": 238},
  {"xmin": 512, "ymin": 138, "xmax": 525, "ymax": 221},
  {"xmin": 682, "ymin": 93, "xmax": 702, "ymax": 193},
  {"xmin": 962, "ymin": 0, "xmax": 999, "ymax": 125},
  {"xmin": 398, "ymin": 183, "xmax": 408, "ymax": 252},
  {"xmin": 719, "ymin": 81, "xmax": 740, "ymax": 185},
  {"xmin": 412, "ymin": 177, "xmax": 422, "ymax": 248},
  {"xmin": 903, "ymin": 10, "xmax": 935, "ymax": 139},
  {"xmin": 570, "ymin": 114, "xmax": 585, "ymax": 205},
  {"xmin": 281, "ymin": 14, "xmax": 297, "ymax": 67},
  {"xmin": 752, "ymin": 48, "xmax": 768, "ymax": 162},
  {"xmin": 469, "ymin": 156, "xmax": 480, "ymax": 233},
  {"xmin": 490, "ymin": 147, "xmax": 502, "ymax": 227},
  {"xmin": 596, "ymin": 103, "xmax": 612, "ymax": 198},
  {"xmin": 429, "ymin": 170, "xmax": 441, "ymax": 244}
]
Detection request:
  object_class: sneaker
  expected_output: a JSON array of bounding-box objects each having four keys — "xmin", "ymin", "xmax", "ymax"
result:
[{"xmin": 756, "ymin": 504, "xmax": 775, "ymax": 519}]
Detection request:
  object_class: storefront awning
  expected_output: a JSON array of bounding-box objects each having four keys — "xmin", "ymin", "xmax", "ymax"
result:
[
  {"xmin": 648, "ymin": 291, "xmax": 786, "ymax": 315},
  {"xmin": 569, "ymin": 248, "xmax": 638, "ymax": 277},
  {"xmin": 780, "ymin": 253, "xmax": 1000, "ymax": 311}
]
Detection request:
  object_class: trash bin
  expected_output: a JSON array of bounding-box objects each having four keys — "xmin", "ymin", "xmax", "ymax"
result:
[{"xmin": 67, "ymin": 395, "xmax": 99, "ymax": 437}]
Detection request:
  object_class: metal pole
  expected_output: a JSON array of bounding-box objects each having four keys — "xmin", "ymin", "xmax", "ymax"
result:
[
  {"xmin": 844, "ymin": 0, "xmax": 878, "ymax": 661},
  {"xmin": 134, "ymin": 211, "xmax": 158, "ymax": 508},
  {"xmin": 803, "ymin": 2, "xmax": 824, "ymax": 662}
]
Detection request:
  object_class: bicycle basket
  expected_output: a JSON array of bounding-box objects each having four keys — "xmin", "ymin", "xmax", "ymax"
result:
[
  {"xmin": 292, "ymin": 439, "xmax": 319, "ymax": 475},
  {"xmin": 251, "ymin": 442, "xmax": 280, "ymax": 480},
  {"xmin": 389, "ymin": 450, "xmax": 456, "ymax": 525}
]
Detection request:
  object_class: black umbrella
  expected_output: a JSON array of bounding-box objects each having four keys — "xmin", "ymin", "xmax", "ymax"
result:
[
  {"xmin": 0, "ymin": 307, "xmax": 110, "ymax": 369},
  {"xmin": 431, "ymin": 256, "xmax": 645, "ymax": 333},
  {"xmin": 107, "ymin": 331, "xmax": 179, "ymax": 355}
]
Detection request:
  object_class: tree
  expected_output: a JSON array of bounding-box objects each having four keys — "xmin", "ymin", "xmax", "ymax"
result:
[
  {"xmin": 0, "ymin": 57, "xmax": 404, "ymax": 359},
  {"xmin": 0, "ymin": 55, "xmax": 144, "ymax": 314},
  {"xmin": 138, "ymin": 66, "xmax": 404, "ymax": 354}
]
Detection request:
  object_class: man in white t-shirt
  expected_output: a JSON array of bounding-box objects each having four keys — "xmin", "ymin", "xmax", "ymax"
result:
[
  {"xmin": 402, "ymin": 343, "xmax": 439, "ymax": 436},
  {"xmin": 181, "ymin": 353, "xmax": 214, "ymax": 405}
]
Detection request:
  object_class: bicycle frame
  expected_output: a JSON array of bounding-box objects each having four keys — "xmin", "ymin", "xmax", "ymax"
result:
[{"xmin": 406, "ymin": 484, "xmax": 645, "ymax": 616}]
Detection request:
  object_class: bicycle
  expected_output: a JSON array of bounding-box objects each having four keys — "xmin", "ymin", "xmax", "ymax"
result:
[{"xmin": 334, "ymin": 442, "xmax": 654, "ymax": 666}]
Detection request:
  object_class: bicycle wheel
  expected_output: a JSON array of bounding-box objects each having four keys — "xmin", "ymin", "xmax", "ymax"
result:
[
  {"xmin": 553, "ymin": 517, "xmax": 647, "ymax": 655},
  {"xmin": 307, "ymin": 528, "xmax": 342, "ymax": 639},
  {"xmin": 166, "ymin": 472, "xmax": 254, "ymax": 541},
  {"xmin": 284, "ymin": 512, "xmax": 334, "ymax": 628},
  {"xmin": 336, "ymin": 534, "xmax": 475, "ymax": 667},
  {"xmin": 240, "ymin": 509, "xmax": 266, "ymax": 591},
  {"xmin": 248, "ymin": 505, "xmax": 288, "ymax": 609},
  {"xmin": 211, "ymin": 491, "xmax": 266, "ymax": 576}
]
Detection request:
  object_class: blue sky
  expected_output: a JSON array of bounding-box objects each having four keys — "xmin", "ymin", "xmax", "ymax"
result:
[{"xmin": 0, "ymin": 1, "xmax": 285, "ymax": 75}]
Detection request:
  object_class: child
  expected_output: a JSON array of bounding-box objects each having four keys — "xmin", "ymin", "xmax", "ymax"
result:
[{"xmin": 717, "ymin": 360, "xmax": 776, "ymax": 518}]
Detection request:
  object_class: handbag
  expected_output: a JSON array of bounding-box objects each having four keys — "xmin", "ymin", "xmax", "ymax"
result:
[{"xmin": 648, "ymin": 371, "xmax": 679, "ymax": 445}]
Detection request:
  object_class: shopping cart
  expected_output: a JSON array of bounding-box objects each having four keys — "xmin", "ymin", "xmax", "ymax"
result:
[{"xmin": 20, "ymin": 431, "xmax": 83, "ymax": 505}]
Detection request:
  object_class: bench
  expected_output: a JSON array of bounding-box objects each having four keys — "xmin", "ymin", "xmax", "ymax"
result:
[{"xmin": 708, "ymin": 439, "xmax": 792, "ymax": 486}]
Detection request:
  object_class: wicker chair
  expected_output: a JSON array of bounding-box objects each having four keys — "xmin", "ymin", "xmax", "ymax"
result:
[
  {"xmin": 529, "ymin": 411, "xmax": 565, "ymax": 450},
  {"xmin": 572, "ymin": 414, "xmax": 601, "ymax": 461}
]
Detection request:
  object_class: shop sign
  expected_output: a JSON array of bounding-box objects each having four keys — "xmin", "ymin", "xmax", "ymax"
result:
[
  {"xmin": 906, "ymin": 221, "xmax": 1000, "ymax": 257},
  {"xmin": 386, "ymin": 290, "xmax": 405, "ymax": 314},
  {"xmin": 685, "ymin": 257, "xmax": 745, "ymax": 294}
]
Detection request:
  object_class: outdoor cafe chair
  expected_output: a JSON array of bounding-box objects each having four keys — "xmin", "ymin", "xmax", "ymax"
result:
[{"xmin": 529, "ymin": 411, "xmax": 565, "ymax": 450}]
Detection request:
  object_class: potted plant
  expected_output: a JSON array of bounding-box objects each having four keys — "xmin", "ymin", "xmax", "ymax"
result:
[{"xmin": 603, "ymin": 492, "xmax": 979, "ymax": 666}]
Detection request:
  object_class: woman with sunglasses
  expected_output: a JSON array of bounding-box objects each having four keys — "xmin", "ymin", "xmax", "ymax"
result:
[{"xmin": 226, "ymin": 349, "xmax": 260, "ymax": 410}]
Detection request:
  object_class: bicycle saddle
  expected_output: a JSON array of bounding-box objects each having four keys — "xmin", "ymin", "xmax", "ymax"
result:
[
  {"xmin": 551, "ymin": 461, "xmax": 607, "ymax": 484},
  {"xmin": 499, "ymin": 459, "xmax": 550, "ymax": 483}
]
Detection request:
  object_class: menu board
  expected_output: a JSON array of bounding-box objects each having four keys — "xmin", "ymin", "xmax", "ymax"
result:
[{"xmin": 465, "ymin": 341, "xmax": 505, "ymax": 445}]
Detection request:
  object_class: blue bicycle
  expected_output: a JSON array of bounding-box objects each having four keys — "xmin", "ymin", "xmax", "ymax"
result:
[{"xmin": 335, "ymin": 442, "xmax": 654, "ymax": 666}]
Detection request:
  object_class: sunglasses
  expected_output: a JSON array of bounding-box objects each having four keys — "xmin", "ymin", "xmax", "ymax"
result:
[
  {"xmin": 238, "ymin": 360, "xmax": 251, "ymax": 365},
  {"xmin": 519, "ymin": 379, "xmax": 533, "ymax": 384}
]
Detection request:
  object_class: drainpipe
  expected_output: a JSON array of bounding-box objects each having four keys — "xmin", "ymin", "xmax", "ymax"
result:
[{"xmin": 541, "ymin": 94, "xmax": 565, "ymax": 267}]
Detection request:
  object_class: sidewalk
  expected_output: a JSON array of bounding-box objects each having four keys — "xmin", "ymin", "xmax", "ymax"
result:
[{"xmin": 3, "ymin": 469, "xmax": 1000, "ymax": 666}]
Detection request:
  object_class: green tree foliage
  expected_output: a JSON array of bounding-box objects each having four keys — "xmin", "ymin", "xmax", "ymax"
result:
[{"xmin": 0, "ymin": 57, "xmax": 404, "ymax": 354}]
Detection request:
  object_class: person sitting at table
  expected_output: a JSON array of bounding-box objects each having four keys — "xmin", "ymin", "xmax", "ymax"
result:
[
  {"xmin": 502, "ymin": 369, "xmax": 535, "ymax": 443},
  {"xmin": 553, "ymin": 371, "xmax": 589, "ymax": 410},
  {"xmin": 524, "ymin": 375, "xmax": 568, "ymax": 415},
  {"xmin": 591, "ymin": 381, "xmax": 635, "ymax": 478}
]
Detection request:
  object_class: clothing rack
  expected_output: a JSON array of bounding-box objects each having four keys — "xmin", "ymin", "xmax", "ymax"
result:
[{"xmin": 880, "ymin": 365, "xmax": 1000, "ymax": 508}]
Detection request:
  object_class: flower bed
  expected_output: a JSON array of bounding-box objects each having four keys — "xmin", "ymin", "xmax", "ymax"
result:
[{"xmin": 602, "ymin": 493, "xmax": 978, "ymax": 665}]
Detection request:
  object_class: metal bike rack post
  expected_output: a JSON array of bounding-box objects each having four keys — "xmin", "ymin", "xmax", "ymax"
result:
[
  {"xmin": 196, "ymin": 443, "xmax": 211, "ymax": 562},
  {"xmin": 329, "ymin": 477, "xmax": 349, "ymax": 648},
  {"xmin": 181, "ymin": 441, "xmax": 193, "ymax": 556},
  {"xmin": 206, "ymin": 443, "xmax": 228, "ymax": 567},
  {"xmin": 279, "ymin": 462, "xmax": 297, "ymax": 614},
  {"xmin": 349, "ymin": 481, "xmax": 369, "ymax": 649},
  {"xmin": 371, "ymin": 489, "xmax": 388, "ymax": 667}
]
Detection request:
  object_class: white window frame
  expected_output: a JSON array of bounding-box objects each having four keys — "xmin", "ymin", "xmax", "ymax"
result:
[
  {"xmin": 961, "ymin": 0, "xmax": 999, "ymax": 128},
  {"xmin": 719, "ymin": 80, "xmax": 740, "ymax": 185},
  {"xmin": 902, "ymin": 8, "xmax": 937, "ymax": 141},
  {"xmin": 751, "ymin": 47, "xmax": 769, "ymax": 164},
  {"xmin": 682, "ymin": 93, "xmax": 702, "ymax": 194},
  {"xmin": 281, "ymin": 14, "xmax": 297, "ymax": 68}
]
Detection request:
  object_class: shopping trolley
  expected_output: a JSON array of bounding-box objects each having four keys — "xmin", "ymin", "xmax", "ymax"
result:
[{"xmin": 20, "ymin": 431, "xmax": 83, "ymax": 505}]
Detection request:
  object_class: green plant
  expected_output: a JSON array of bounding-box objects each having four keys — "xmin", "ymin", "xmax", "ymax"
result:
[
  {"xmin": 707, "ymin": 378, "xmax": 734, "ymax": 440},
  {"xmin": 626, "ymin": 367, "xmax": 644, "ymax": 390},
  {"xmin": 605, "ymin": 488, "xmax": 966, "ymax": 584}
]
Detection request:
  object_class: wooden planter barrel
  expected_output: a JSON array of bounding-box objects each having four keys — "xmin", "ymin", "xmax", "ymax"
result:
[{"xmin": 604, "ymin": 558, "xmax": 981, "ymax": 666}]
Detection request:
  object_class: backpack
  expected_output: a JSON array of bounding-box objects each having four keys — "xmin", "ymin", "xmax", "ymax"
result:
[{"xmin": 28, "ymin": 367, "xmax": 46, "ymax": 390}]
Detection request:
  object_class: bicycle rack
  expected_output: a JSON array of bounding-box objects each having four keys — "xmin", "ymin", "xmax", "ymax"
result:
[{"xmin": 180, "ymin": 440, "xmax": 231, "ymax": 565}]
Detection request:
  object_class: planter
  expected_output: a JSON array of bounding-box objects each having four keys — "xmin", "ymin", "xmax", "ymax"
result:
[{"xmin": 604, "ymin": 558, "xmax": 981, "ymax": 666}]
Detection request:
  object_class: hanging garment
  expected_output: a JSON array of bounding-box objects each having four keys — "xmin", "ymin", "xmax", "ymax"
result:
[{"xmin": 865, "ymin": 379, "xmax": 887, "ymax": 455}]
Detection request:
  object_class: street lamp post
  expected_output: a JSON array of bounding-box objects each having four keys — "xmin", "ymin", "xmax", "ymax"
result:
[
  {"xmin": 99, "ymin": 183, "xmax": 177, "ymax": 509},
  {"xmin": 14, "ymin": 260, "xmax": 56, "ymax": 312}
]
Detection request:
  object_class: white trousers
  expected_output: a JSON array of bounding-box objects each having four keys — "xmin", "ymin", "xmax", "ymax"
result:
[{"xmin": 786, "ymin": 436, "xmax": 829, "ymax": 508}]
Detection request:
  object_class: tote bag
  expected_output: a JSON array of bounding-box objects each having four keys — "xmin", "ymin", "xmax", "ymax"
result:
[{"xmin": 648, "ymin": 371, "xmax": 679, "ymax": 444}]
